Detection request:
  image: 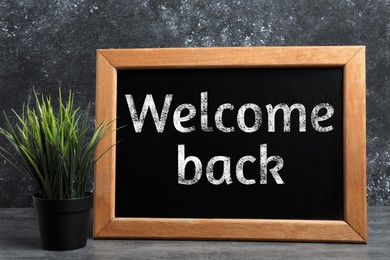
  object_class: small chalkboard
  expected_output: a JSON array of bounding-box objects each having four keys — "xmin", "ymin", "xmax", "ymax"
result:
[{"xmin": 94, "ymin": 47, "xmax": 366, "ymax": 243}]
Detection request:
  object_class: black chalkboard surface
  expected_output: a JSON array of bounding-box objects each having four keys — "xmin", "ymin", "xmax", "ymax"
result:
[{"xmin": 115, "ymin": 68, "xmax": 344, "ymax": 220}]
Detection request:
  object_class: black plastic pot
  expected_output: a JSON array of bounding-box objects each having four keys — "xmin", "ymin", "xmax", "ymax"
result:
[{"xmin": 33, "ymin": 192, "xmax": 93, "ymax": 251}]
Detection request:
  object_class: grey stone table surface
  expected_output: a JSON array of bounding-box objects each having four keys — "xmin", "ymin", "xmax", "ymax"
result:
[{"xmin": 0, "ymin": 207, "xmax": 389, "ymax": 260}]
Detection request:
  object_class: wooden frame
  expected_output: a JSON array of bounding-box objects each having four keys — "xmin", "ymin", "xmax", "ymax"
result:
[{"xmin": 94, "ymin": 47, "xmax": 366, "ymax": 243}]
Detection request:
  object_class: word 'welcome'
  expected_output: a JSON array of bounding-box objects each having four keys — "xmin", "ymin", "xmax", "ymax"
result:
[{"xmin": 125, "ymin": 92, "xmax": 334, "ymax": 133}]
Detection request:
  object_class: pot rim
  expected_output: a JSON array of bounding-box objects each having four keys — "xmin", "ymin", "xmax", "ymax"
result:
[
  {"xmin": 33, "ymin": 192, "xmax": 93, "ymax": 201},
  {"xmin": 33, "ymin": 192, "xmax": 93, "ymax": 214}
]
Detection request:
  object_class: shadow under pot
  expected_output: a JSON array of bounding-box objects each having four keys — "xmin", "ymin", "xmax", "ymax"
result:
[{"xmin": 33, "ymin": 192, "xmax": 93, "ymax": 251}]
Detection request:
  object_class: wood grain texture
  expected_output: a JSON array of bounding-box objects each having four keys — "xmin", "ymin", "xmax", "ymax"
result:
[
  {"xmin": 343, "ymin": 47, "xmax": 367, "ymax": 242},
  {"xmin": 98, "ymin": 46, "xmax": 362, "ymax": 69},
  {"xmin": 96, "ymin": 218, "xmax": 364, "ymax": 243},
  {"xmin": 94, "ymin": 47, "xmax": 366, "ymax": 243},
  {"xmin": 94, "ymin": 51, "xmax": 117, "ymax": 237}
]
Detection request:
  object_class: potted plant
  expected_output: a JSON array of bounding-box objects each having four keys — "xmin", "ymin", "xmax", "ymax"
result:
[{"xmin": 0, "ymin": 89, "xmax": 113, "ymax": 251}]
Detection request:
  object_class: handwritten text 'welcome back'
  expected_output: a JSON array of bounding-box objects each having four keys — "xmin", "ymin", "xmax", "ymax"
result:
[{"xmin": 125, "ymin": 92, "xmax": 334, "ymax": 185}]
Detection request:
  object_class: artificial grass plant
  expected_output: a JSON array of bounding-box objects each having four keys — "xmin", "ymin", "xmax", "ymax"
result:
[{"xmin": 0, "ymin": 89, "xmax": 113, "ymax": 199}]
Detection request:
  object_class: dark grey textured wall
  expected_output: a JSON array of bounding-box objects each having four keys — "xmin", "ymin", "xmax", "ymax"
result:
[{"xmin": 0, "ymin": 0, "xmax": 389, "ymax": 207}]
